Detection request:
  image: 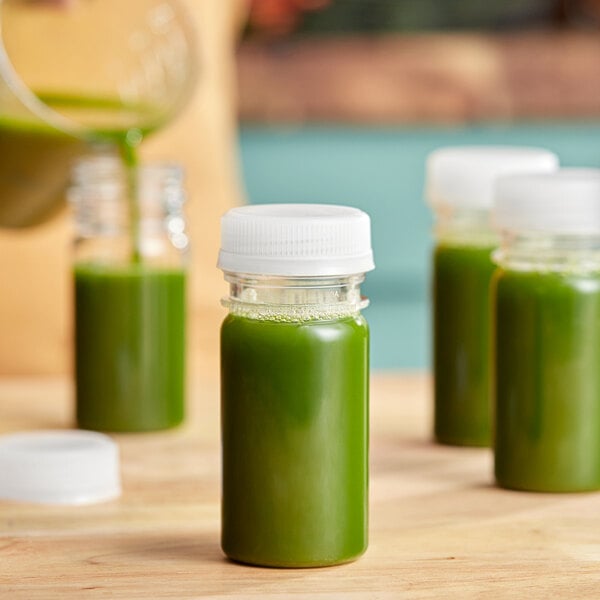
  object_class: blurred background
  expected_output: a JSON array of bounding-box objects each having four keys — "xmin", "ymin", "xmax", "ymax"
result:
[
  {"xmin": 1, "ymin": 0, "xmax": 600, "ymax": 375},
  {"xmin": 238, "ymin": 0, "xmax": 600, "ymax": 369}
]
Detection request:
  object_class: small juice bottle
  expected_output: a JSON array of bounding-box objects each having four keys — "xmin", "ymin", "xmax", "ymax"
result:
[
  {"xmin": 218, "ymin": 203, "xmax": 375, "ymax": 567},
  {"xmin": 493, "ymin": 169, "xmax": 600, "ymax": 492},
  {"xmin": 70, "ymin": 156, "xmax": 188, "ymax": 432},
  {"xmin": 426, "ymin": 146, "xmax": 557, "ymax": 446}
]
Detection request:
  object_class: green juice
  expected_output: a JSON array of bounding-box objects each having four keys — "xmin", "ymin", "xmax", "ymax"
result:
[
  {"xmin": 75, "ymin": 264, "xmax": 186, "ymax": 432},
  {"xmin": 0, "ymin": 92, "xmax": 151, "ymax": 243},
  {"xmin": 433, "ymin": 243, "xmax": 496, "ymax": 446},
  {"xmin": 493, "ymin": 268, "xmax": 600, "ymax": 492},
  {"xmin": 221, "ymin": 313, "xmax": 369, "ymax": 567},
  {"xmin": 0, "ymin": 117, "xmax": 87, "ymax": 227}
]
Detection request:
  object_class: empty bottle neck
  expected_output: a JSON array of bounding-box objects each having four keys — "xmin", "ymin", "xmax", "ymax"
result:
[
  {"xmin": 222, "ymin": 273, "xmax": 368, "ymax": 321},
  {"xmin": 495, "ymin": 232, "xmax": 600, "ymax": 272},
  {"xmin": 433, "ymin": 206, "xmax": 497, "ymax": 246}
]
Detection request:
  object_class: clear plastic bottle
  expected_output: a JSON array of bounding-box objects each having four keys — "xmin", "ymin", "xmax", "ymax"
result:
[
  {"xmin": 426, "ymin": 146, "xmax": 558, "ymax": 446},
  {"xmin": 69, "ymin": 155, "xmax": 188, "ymax": 432},
  {"xmin": 218, "ymin": 203, "xmax": 375, "ymax": 567},
  {"xmin": 493, "ymin": 169, "xmax": 600, "ymax": 492}
]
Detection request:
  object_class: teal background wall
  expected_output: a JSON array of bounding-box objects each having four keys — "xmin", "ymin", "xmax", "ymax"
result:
[{"xmin": 238, "ymin": 123, "xmax": 600, "ymax": 369}]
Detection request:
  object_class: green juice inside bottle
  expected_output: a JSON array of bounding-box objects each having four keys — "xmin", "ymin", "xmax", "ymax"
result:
[
  {"xmin": 433, "ymin": 242, "xmax": 496, "ymax": 447},
  {"xmin": 75, "ymin": 264, "xmax": 186, "ymax": 433},
  {"xmin": 221, "ymin": 313, "xmax": 369, "ymax": 567},
  {"xmin": 493, "ymin": 268, "xmax": 600, "ymax": 492}
]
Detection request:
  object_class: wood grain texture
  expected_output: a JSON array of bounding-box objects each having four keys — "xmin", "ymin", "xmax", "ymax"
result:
[{"xmin": 1, "ymin": 373, "xmax": 599, "ymax": 599}]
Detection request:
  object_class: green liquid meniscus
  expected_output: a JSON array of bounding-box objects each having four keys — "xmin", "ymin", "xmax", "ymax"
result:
[
  {"xmin": 493, "ymin": 268, "xmax": 600, "ymax": 492},
  {"xmin": 433, "ymin": 243, "xmax": 496, "ymax": 447},
  {"xmin": 75, "ymin": 264, "xmax": 186, "ymax": 432},
  {"xmin": 221, "ymin": 313, "xmax": 369, "ymax": 568}
]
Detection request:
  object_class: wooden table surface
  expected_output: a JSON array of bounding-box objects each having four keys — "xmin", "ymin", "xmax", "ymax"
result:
[{"xmin": 1, "ymin": 373, "xmax": 599, "ymax": 599}]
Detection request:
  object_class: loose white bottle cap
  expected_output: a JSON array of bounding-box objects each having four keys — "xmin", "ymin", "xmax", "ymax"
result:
[
  {"xmin": 0, "ymin": 430, "xmax": 121, "ymax": 505},
  {"xmin": 426, "ymin": 146, "xmax": 559, "ymax": 210},
  {"xmin": 218, "ymin": 204, "xmax": 375, "ymax": 276},
  {"xmin": 493, "ymin": 168, "xmax": 600, "ymax": 234}
]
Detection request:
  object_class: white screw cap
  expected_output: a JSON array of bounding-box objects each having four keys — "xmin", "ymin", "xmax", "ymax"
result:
[
  {"xmin": 494, "ymin": 168, "xmax": 600, "ymax": 234},
  {"xmin": 218, "ymin": 204, "xmax": 375, "ymax": 276},
  {"xmin": 0, "ymin": 430, "xmax": 121, "ymax": 505},
  {"xmin": 426, "ymin": 146, "xmax": 559, "ymax": 210}
]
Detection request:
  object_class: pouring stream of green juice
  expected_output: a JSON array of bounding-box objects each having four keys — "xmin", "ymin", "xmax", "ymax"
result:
[{"xmin": 0, "ymin": 0, "xmax": 197, "ymax": 261}]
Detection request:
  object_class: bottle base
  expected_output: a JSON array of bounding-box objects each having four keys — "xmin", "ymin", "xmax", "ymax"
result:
[
  {"xmin": 495, "ymin": 477, "xmax": 600, "ymax": 493},
  {"xmin": 76, "ymin": 417, "xmax": 184, "ymax": 434},
  {"xmin": 222, "ymin": 546, "xmax": 367, "ymax": 569},
  {"xmin": 434, "ymin": 434, "xmax": 490, "ymax": 448}
]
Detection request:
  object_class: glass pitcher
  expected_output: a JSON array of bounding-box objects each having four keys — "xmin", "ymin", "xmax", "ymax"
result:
[{"xmin": 0, "ymin": 0, "xmax": 197, "ymax": 228}]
